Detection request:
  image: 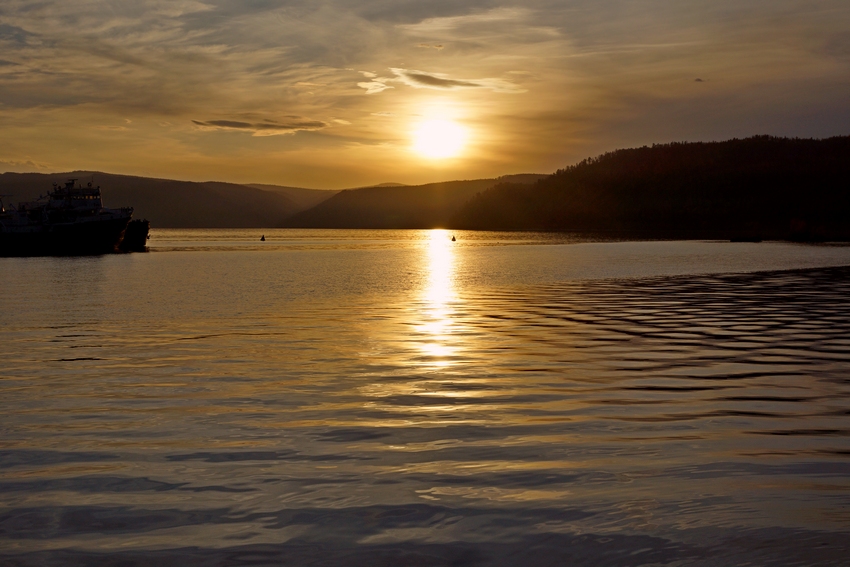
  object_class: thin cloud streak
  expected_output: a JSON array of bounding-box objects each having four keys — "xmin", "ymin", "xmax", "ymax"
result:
[
  {"xmin": 192, "ymin": 119, "xmax": 329, "ymax": 136},
  {"xmin": 398, "ymin": 7, "xmax": 533, "ymax": 33},
  {"xmin": 391, "ymin": 68, "xmax": 525, "ymax": 93},
  {"xmin": 357, "ymin": 68, "xmax": 525, "ymax": 94}
]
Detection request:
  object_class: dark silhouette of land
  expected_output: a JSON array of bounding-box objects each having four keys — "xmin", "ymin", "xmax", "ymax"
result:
[
  {"xmin": 0, "ymin": 172, "xmax": 339, "ymax": 228},
  {"xmin": 450, "ymin": 136, "xmax": 850, "ymax": 240},
  {"xmin": 0, "ymin": 172, "xmax": 542, "ymax": 229},
  {"xmin": 3, "ymin": 136, "xmax": 849, "ymax": 239},
  {"xmin": 246, "ymin": 184, "xmax": 343, "ymax": 212},
  {"xmin": 284, "ymin": 174, "xmax": 545, "ymax": 229}
]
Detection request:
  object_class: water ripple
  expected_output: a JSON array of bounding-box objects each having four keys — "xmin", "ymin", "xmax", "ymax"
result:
[{"xmin": 1, "ymin": 239, "xmax": 849, "ymax": 565}]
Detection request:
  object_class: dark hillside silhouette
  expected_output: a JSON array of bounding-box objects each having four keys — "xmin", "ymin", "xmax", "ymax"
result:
[
  {"xmin": 450, "ymin": 136, "xmax": 850, "ymax": 240},
  {"xmin": 285, "ymin": 174, "xmax": 546, "ymax": 228},
  {"xmin": 0, "ymin": 172, "xmax": 333, "ymax": 228},
  {"xmin": 246, "ymin": 184, "xmax": 339, "ymax": 211}
]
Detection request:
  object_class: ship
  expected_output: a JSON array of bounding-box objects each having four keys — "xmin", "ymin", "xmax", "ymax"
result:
[
  {"xmin": 0, "ymin": 179, "xmax": 134, "ymax": 256},
  {"xmin": 118, "ymin": 218, "xmax": 151, "ymax": 252}
]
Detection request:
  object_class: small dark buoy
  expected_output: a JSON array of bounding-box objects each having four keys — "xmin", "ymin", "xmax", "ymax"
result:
[
  {"xmin": 260, "ymin": 235, "xmax": 265, "ymax": 241},
  {"xmin": 451, "ymin": 235, "xmax": 456, "ymax": 242}
]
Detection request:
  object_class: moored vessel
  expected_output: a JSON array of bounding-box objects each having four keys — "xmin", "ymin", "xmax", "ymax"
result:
[
  {"xmin": 0, "ymin": 179, "xmax": 134, "ymax": 256},
  {"xmin": 118, "ymin": 218, "xmax": 151, "ymax": 252}
]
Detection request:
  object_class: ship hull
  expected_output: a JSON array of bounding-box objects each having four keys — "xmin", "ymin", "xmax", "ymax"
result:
[
  {"xmin": 118, "ymin": 219, "xmax": 150, "ymax": 252},
  {"xmin": 0, "ymin": 214, "xmax": 132, "ymax": 257}
]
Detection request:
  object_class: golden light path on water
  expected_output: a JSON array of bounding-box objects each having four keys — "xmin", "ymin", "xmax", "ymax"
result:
[
  {"xmin": 394, "ymin": 229, "xmax": 497, "ymax": 421},
  {"xmin": 419, "ymin": 229, "xmax": 459, "ymax": 366},
  {"xmin": 362, "ymin": 230, "xmax": 473, "ymax": 424},
  {"xmin": 358, "ymin": 230, "xmax": 469, "ymax": 423}
]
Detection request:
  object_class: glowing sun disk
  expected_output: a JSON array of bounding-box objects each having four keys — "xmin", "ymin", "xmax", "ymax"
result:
[{"xmin": 412, "ymin": 119, "xmax": 467, "ymax": 159}]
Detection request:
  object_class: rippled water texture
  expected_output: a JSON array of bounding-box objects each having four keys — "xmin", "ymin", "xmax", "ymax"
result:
[{"xmin": 2, "ymin": 230, "xmax": 850, "ymax": 566}]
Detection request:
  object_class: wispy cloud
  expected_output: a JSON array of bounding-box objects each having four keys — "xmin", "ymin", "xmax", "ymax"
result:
[
  {"xmin": 399, "ymin": 7, "xmax": 531, "ymax": 34},
  {"xmin": 357, "ymin": 67, "xmax": 524, "ymax": 94},
  {"xmin": 0, "ymin": 157, "xmax": 51, "ymax": 171},
  {"xmin": 397, "ymin": 6, "xmax": 558, "ymax": 44},
  {"xmin": 357, "ymin": 81, "xmax": 393, "ymax": 94},
  {"xmin": 0, "ymin": 23, "xmax": 36, "ymax": 46},
  {"xmin": 394, "ymin": 70, "xmax": 479, "ymax": 89},
  {"xmin": 192, "ymin": 119, "xmax": 328, "ymax": 136}
]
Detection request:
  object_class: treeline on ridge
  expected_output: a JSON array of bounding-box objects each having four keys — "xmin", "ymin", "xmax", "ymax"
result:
[{"xmin": 449, "ymin": 136, "xmax": 850, "ymax": 240}]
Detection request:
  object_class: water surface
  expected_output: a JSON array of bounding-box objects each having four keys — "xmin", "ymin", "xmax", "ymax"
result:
[{"xmin": 2, "ymin": 230, "xmax": 849, "ymax": 565}]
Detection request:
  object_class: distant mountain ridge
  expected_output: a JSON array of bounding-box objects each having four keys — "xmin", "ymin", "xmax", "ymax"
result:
[
  {"xmin": 0, "ymin": 171, "xmax": 545, "ymax": 228},
  {"xmin": 283, "ymin": 174, "xmax": 547, "ymax": 229},
  {"xmin": 6, "ymin": 136, "xmax": 846, "ymax": 239},
  {"xmin": 246, "ymin": 184, "xmax": 341, "ymax": 212},
  {"xmin": 0, "ymin": 172, "xmax": 337, "ymax": 228},
  {"xmin": 0, "ymin": 171, "xmax": 545, "ymax": 229}
]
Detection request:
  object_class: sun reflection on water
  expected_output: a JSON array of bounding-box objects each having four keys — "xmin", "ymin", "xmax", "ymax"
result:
[
  {"xmin": 418, "ymin": 230, "xmax": 459, "ymax": 366},
  {"xmin": 360, "ymin": 229, "xmax": 492, "ymax": 423}
]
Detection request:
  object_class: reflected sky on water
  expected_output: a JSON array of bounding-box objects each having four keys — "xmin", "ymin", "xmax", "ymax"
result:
[{"xmin": 1, "ymin": 231, "xmax": 850, "ymax": 566}]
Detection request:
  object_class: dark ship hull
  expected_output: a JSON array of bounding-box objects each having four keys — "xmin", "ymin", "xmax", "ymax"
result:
[
  {"xmin": 0, "ymin": 178, "xmax": 135, "ymax": 257},
  {"xmin": 117, "ymin": 219, "xmax": 150, "ymax": 253},
  {"xmin": 0, "ymin": 214, "xmax": 132, "ymax": 257}
]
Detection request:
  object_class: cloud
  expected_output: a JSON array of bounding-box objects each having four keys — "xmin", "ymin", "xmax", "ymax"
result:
[
  {"xmin": 390, "ymin": 68, "xmax": 525, "ymax": 93},
  {"xmin": 358, "ymin": 81, "xmax": 393, "ymax": 94},
  {"xmin": 399, "ymin": 7, "xmax": 531, "ymax": 34},
  {"xmin": 417, "ymin": 43, "xmax": 444, "ymax": 50},
  {"xmin": 356, "ymin": 68, "xmax": 524, "ymax": 94},
  {"xmin": 0, "ymin": 157, "xmax": 51, "ymax": 171},
  {"xmin": 392, "ymin": 68, "xmax": 479, "ymax": 89},
  {"xmin": 0, "ymin": 23, "xmax": 36, "ymax": 46},
  {"xmin": 397, "ymin": 6, "xmax": 558, "ymax": 45},
  {"xmin": 192, "ymin": 118, "xmax": 328, "ymax": 136}
]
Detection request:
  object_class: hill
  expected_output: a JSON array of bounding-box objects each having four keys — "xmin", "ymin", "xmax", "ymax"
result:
[
  {"xmin": 246, "ymin": 184, "xmax": 340, "ymax": 212},
  {"xmin": 285, "ymin": 174, "xmax": 546, "ymax": 228},
  {"xmin": 449, "ymin": 136, "xmax": 850, "ymax": 240},
  {"xmin": 0, "ymin": 172, "xmax": 335, "ymax": 228}
]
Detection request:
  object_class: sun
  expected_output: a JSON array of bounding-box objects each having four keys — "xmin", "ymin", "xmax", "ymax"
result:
[{"xmin": 412, "ymin": 119, "xmax": 468, "ymax": 159}]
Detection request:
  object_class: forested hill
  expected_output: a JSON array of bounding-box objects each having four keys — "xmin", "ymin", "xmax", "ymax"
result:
[
  {"xmin": 284, "ymin": 174, "xmax": 546, "ymax": 229},
  {"xmin": 450, "ymin": 136, "xmax": 850, "ymax": 240}
]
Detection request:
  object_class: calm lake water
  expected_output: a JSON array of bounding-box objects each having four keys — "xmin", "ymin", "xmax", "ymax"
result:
[{"xmin": 2, "ymin": 230, "xmax": 850, "ymax": 566}]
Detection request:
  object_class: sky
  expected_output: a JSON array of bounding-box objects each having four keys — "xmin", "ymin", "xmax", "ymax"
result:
[{"xmin": 1, "ymin": 0, "xmax": 849, "ymax": 188}]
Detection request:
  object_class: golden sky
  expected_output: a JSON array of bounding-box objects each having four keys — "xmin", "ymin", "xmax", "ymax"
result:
[{"xmin": 1, "ymin": 1, "xmax": 849, "ymax": 188}]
